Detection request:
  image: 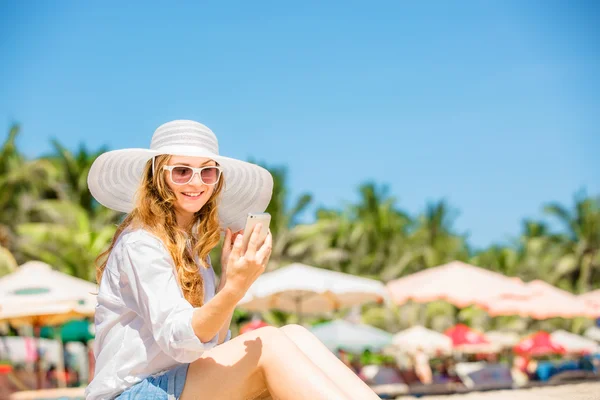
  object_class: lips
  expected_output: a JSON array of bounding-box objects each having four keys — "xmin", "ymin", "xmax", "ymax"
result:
[{"xmin": 182, "ymin": 191, "xmax": 204, "ymax": 198}]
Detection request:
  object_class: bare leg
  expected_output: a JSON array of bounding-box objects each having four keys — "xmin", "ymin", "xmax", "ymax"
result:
[
  {"xmin": 181, "ymin": 326, "xmax": 349, "ymax": 400},
  {"xmin": 281, "ymin": 324, "xmax": 380, "ymax": 400}
]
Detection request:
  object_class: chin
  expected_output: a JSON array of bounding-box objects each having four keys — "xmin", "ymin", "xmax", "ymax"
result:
[
  {"xmin": 181, "ymin": 202, "xmax": 208, "ymax": 215},
  {"xmin": 193, "ymin": 206, "xmax": 208, "ymax": 214},
  {"xmin": 178, "ymin": 198, "xmax": 208, "ymax": 213}
]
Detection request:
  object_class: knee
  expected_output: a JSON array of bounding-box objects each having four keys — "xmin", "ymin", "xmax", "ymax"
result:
[
  {"xmin": 279, "ymin": 325, "xmax": 331, "ymax": 356},
  {"xmin": 250, "ymin": 326, "xmax": 289, "ymax": 344},
  {"xmin": 249, "ymin": 326, "xmax": 295, "ymax": 362},
  {"xmin": 280, "ymin": 324, "xmax": 311, "ymax": 339}
]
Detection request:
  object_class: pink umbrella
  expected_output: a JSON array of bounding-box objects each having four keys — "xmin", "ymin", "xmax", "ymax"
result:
[
  {"xmin": 444, "ymin": 324, "xmax": 498, "ymax": 353},
  {"xmin": 514, "ymin": 331, "xmax": 565, "ymax": 357},
  {"xmin": 484, "ymin": 280, "xmax": 599, "ymax": 320},
  {"xmin": 386, "ymin": 261, "xmax": 530, "ymax": 308}
]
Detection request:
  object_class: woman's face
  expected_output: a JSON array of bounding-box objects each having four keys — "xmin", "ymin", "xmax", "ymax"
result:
[{"xmin": 164, "ymin": 155, "xmax": 219, "ymax": 220}]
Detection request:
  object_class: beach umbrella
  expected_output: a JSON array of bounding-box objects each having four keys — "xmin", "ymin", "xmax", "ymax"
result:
[
  {"xmin": 0, "ymin": 261, "xmax": 97, "ymax": 389},
  {"xmin": 309, "ymin": 319, "xmax": 393, "ymax": 354},
  {"xmin": 0, "ymin": 261, "xmax": 97, "ymax": 327},
  {"xmin": 484, "ymin": 280, "xmax": 599, "ymax": 320},
  {"xmin": 390, "ymin": 326, "xmax": 453, "ymax": 356},
  {"xmin": 485, "ymin": 331, "xmax": 521, "ymax": 349},
  {"xmin": 40, "ymin": 319, "xmax": 94, "ymax": 343},
  {"xmin": 444, "ymin": 324, "xmax": 499, "ymax": 353},
  {"xmin": 237, "ymin": 263, "xmax": 387, "ymax": 323},
  {"xmin": 386, "ymin": 261, "xmax": 529, "ymax": 309},
  {"xmin": 514, "ymin": 331, "xmax": 565, "ymax": 357},
  {"xmin": 550, "ymin": 330, "xmax": 600, "ymax": 355}
]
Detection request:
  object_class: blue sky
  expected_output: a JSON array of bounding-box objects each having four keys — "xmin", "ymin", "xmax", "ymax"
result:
[{"xmin": 1, "ymin": 1, "xmax": 599, "ymax": 248}]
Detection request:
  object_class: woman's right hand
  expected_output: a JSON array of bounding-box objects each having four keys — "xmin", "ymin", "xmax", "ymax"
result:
[{"xmin": 224, "ymin": 223, "xmax": 272, "ymax": 294}]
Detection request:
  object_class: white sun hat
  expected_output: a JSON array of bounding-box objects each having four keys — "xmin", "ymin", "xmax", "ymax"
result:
[{"xmin": 87, "ymin": 119, "xmax": 273, "ymax": 232}]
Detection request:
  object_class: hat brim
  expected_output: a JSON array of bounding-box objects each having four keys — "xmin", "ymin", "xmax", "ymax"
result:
[{"xmin": 87, "ymin": 147, "xmax": 273, "ymax": 232}]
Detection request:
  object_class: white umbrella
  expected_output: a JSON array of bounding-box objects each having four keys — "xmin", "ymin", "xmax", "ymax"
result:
[
  {"xmin": 390, "ymin": 326, "xmax": 453, "ymax": 356},
  {"xmin": 0, "ymin": 261, "xmax": 97, "ymax": 326},
  {"xmin": 485, "ymin": 331, "xmax": 521, "ymax": 349},
  {"xmin": 309, "ymin": 319, "xmax": 393, "ymax": 353},
  {"xmin": 0, "ymin": 261, "xmax": 97, "ymax": 389},
  {"xmin": 238, "ymin": 263, "xmax": 387, "ymax": 321},
  {"xmin": 550, "ymin": 330, "xmax": 600, "ymax": 354}
]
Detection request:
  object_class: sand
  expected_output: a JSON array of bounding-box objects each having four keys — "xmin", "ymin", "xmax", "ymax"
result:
[
  {"xmin": 8, "ymin": 382, "xmax": 600, "ymax": 399},
  {"xmin": 396, "ymin": 382, "xmax": 600, "ymax": 400}
]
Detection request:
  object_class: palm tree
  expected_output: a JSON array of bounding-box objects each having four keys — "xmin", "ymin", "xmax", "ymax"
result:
[
  {"xmin": 348, "ymin": 183, "xmax": 411, "ymax": 278},
  {"xmin": 470, "ymin": 245, "xmax": 519, "ymax": 277},
  {"xmin": 0, "ymin": 244, "xmax": 18, "ymax": 277},
  {"xmin": 47, "ymin": 140, "xmax": 116, "ymax": 218},
  {"xmin": 513, "ymin": 220, "xmax": 576, "ymax": 288},
  {"xmin": 260, "ymin": 163, "xmax": 312, "ymax": 270},
  {"xmin": 287, "ymin": 182, "xmax": 412, "ymax": 279},
  {"xmin": 544, "ymin": 193, "xmax": 600, "ymax": 293},
  {"xmin": 17, "ymin": 200, "xmax": 116, "ymax": 281},
  {"xmin": 406, "ymin": 200, "xmax": 469, "ymax": 272},
  {"xmin": 285, "ymin": 207, "xmax": 354, "ymax": 271},
  {"xmin": 0, "ymin": 124, "xmax": 57, "ymax": 262}
]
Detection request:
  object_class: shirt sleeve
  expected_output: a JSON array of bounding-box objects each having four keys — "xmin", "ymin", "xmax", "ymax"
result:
[{"xmin": 118, "ymin": 236, "xmax": 217, "ymax": 363}]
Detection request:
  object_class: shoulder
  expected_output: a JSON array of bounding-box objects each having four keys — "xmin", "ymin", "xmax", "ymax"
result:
[
  {"xmin": 117, "ymin": 227, "xmax": 167, "ymax": 253},
  {"xmin": 118, "ymin": 227, "xmax": 162, "ymax": 246},
  {"xmin": 111, "ymin": 228, "xmax": 175, "ymax": 276}
]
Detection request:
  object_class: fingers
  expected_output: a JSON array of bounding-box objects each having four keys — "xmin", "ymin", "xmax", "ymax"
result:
[
  {"xmin": 229, "ymin": 233, "xmax": 244, "ymax": 262},
  {"xmin": 244, "ymin": 223, "xmax": 263, "ymax": 259},
  {"xmin": 222, "ymin": 228, "xmax": 232, "ymax": 252},
  {"xmin": 255, "ymin": 231, "xmax": 273, "ymax": 266},
  {"xmin": 231, "ymin": 230, "xmax": 243, "ymax": 245}
]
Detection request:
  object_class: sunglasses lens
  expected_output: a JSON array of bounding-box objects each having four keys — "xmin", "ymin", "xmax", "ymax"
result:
[
  {"xmin": 171, "ymin": 166, "xmax": 193, "ymax": 184},
  {"xmin": 201, "ymin": 167, "xmax": 220, "ymax": 184}
]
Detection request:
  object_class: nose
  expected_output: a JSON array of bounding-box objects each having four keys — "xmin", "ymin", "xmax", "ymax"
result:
[{"xmin": 189, "ymin": 172, "xmax": 205, "ymax": 186}]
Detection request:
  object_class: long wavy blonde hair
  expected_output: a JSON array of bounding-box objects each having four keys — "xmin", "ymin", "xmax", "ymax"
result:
[{"xmin": 95, "ymin": 155, "xmax": 225, "ymax": 307}]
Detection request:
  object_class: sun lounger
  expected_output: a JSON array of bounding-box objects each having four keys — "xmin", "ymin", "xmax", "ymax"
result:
[
  {"xmin": 548, "ymin": 370, "xmax": 599, "ymax": 384},
  {"xmin": 407, "ymin": 382, "xmax": 466, "ymax": 396},
  {"xmin": 369, "ymin": 383, "xmax": 409, "ymax": 398}
]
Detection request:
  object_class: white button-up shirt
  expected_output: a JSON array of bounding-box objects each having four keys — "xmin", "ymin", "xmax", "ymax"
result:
[{"xmin": 85, "ymin": 228, "xmax": 231, "ymax": 400}]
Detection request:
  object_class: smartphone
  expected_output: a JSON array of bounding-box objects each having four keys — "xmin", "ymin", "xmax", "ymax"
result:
[{"xmin": 241, "ymin": 212, "xmax": 271, "ymax": 250}]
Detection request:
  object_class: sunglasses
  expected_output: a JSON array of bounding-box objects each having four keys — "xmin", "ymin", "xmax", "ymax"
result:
[{"xmin": 163, "ymin": 165, "xmax": 222, "ymax": 185}]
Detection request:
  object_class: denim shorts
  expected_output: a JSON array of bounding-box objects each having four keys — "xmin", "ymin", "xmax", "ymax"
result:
[{"xmin": 116, "ymin": 363, "xmax": 189, "ymax": 399}]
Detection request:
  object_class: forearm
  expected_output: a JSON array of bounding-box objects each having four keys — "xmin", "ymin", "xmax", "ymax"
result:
[
  {"xmin": 217, "ymin": 311, "xmax": 234, "ymax": 343},
  {"xmin": 191, "ymin": 285, "xmax": 243, "ymax": 343},
  {"xmin": 216, "ymin": 277, "xmax": 233, "ymax": 343}
]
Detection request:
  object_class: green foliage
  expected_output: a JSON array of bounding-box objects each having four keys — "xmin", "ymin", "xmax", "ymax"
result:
[
  {"xmin": 0, "ymin": 244, "xmax": 18, "ymax": 277},
  {"xmin": 17, "ymin": 200, "xmax": 116, "ymax": 281}
]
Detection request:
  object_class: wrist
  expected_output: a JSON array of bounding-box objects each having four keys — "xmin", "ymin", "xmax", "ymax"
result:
[
  {"xmin": 217, "ymin": 276, "xmax": 227, "ymax": 292},
  {"xmin": 220, "ymin": 282, "xmax": 246, "ymax": 303}
]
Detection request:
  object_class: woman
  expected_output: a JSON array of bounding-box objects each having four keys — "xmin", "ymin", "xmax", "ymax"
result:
[{"xmin": 85, "ymin": 120, "xmax": 379, "ymax": 399}]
